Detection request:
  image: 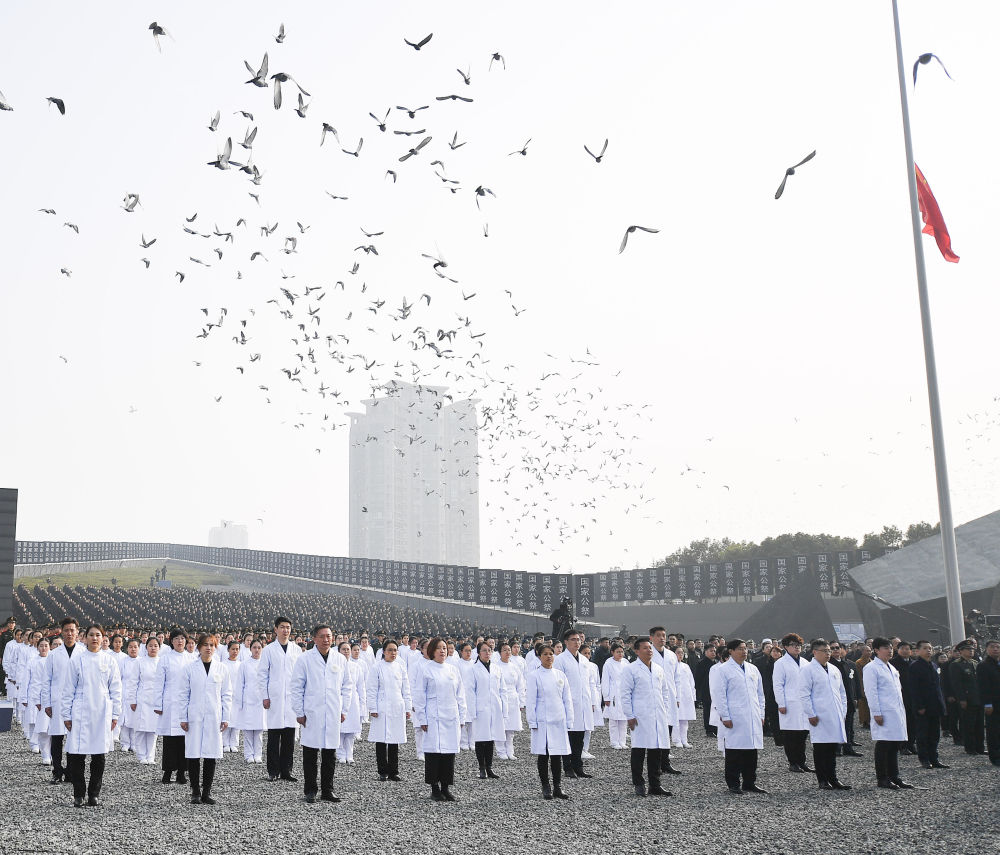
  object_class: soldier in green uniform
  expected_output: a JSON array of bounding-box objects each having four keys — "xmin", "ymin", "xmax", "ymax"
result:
[{"xmin": 952, "ymin": 640, "xmax": 985, "ymax": 755}]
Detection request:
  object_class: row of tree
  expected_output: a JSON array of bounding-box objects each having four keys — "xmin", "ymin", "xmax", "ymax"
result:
[{"xmin": 653, "ymin": 522, "xmax": 941, "ymax": 567}]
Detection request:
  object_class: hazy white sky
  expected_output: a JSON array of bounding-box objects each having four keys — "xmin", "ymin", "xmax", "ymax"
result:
[{"xmin": 2, "ymin": 1, "xmax": 998, "ymax": 573}]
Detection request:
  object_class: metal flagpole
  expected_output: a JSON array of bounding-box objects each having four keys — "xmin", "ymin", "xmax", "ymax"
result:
[{"xmin": 890, "ymin": 0, "xmax": 965, "ymax": 644}]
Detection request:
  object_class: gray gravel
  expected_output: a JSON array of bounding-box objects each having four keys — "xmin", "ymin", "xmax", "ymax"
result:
[{"xmin": 2, "ymin": 720, "xmax": 997, "ymax": 855}]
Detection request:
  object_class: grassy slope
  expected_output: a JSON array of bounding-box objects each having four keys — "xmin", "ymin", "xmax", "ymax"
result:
[{"xmin": 16, "ymin": 561, "xmax": 232, "ymax": 590}]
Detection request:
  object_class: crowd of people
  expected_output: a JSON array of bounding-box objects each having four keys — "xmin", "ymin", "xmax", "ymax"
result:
[{"xmin": 1, "ymin": 614, "xmax": 998, "ymax": 808}]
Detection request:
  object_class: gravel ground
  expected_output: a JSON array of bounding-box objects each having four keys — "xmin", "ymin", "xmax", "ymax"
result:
[{"xmin": 2, "ymin": 720, "xmax": 997, "ymax": 855}]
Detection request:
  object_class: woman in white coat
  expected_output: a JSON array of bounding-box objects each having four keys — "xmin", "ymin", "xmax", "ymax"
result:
[
  {"xmin": 709, "ymin": 639, "xmax": 767, "ymax": 794},
  {"xmin": 130, "ymin": 637, "xmax": 162, "ymax": 764},
  {"xmin": 469, "ymin": 641, "xmax": 507, "ymax": 779},
  {"xmin": 221, "ymin": 641, "xmax": 243, "ymax": 753},
  {"xmin": 797, "ymin": 638, "xmax": 849, "ymax": 789},
  {"xmin": 366, "ymin": 639, "xmax": 411, "ymax": 781},
  {"xmin": 118, "ymin": 638, "xmax": 141, "ymax": 755},
  {"xmin": 580, "ymin": 645, "xmax": 603, "ymax": 759},
  {"xmin": 179, "ymin": 634, "xmax": 233, "ymax": 805},
  {"xmin": 337, "ymin": 640, "xmax": 366, "ymax": 764},
  {"xmin": 289, "ymin": 625, "xmax": 355, "ymax": 803},
  {"xmin": 674, "ymin": 647, "xmax": 696, "ymax": 748},
  {"xmin": 495, "ymin": 641, "xmax": 525, "ymax": 760},
  {"xmin": 153, "ymin": 628, "xmax": 190, "ymax": 785},
  {"xmin": 456, "ymin": 642, "xmax": 476, "ymax": 751},
  {"xmin": 526, "ymin": 644, "xmax": 573, "ymax": 800},
  {"xmin": 772, "ymin": 632, "xmax": 812, "ymax": 773},
  {"xmin": 26, "ymin": 636, "xmax": 52, "ymax": 765},
  {"xmin": 62, "ymin": 625, "xmax": 123, "ymax": 808},
  {"xmin": 413, "ymin": 637, "xmax": 467, "ymax": 801},
  {"xmin": 601, "ymin": 644, "xmax": 629, "ymax": 749},
  {"xmin": 234, "ymin": 639, "xmax": 265, "ymax": 763},
  {"xmin": 863, "ymin": 636, "xmax": 912, "ymax": 790}
]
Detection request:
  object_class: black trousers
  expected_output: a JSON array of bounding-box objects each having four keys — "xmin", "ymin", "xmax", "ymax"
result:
[
  {"xmin": 266, "ymin": 727, "xmax": 296, "ymax": 777},
  {"xmin": 474, "ymin": 740, "xmax": 495, "ymax": 770},
  {"xmin": 782, "ymin": 729, "xmax": 808, "ymax": 767},
  {"xmin": 187, "ymin": 758, "xmax": 216, "ymax": 795},
  {"xmin": 812, "ymin": 742, "xmax": 838, "ymax": 784},
  {"xmin": 723, "ymin": 748, "xmax": 757, "ymax": 790},
  {"xmin": 703, "ymin": 701, "xmax": 717, "ymax": 735},
  {"xmin": 161, "ymin": 734, "xmax": 185, "ymax": 773},
  {"xmin": 630, "ymin": 747, "xmax": 662, "ymax": 787},
  {"xmin": 986, "ymin": 710, "xmax": 1000, "ymax": 764},
  {"xmin": 302, "ymin": 746, "xmax": 336, "ymax": 795},
  {"xmin": 903, "ymin": 705, "xmax": 916, "ymax": 749},
  {"xmin": 844, "ymin": 701, "xmax": 856, "ymax": 745},
  {"xmin": 947, "ymin": 699, "xmax": 962, "ymax": 742},
  {"xmin": 51, "ymin": 733, "xmax": 66, "ymax": 777},
  {"xmin": 536, "ymin": 752, "xmax": 562, "ymax": 787},
  {"xmin": 563, "ymin": 730, "xmax": 585, "ymax": 773},
  {"xmin": 914, "ymin": 713, "xmax": 941, "ymax": 764},
  {"xmin": 874, "ymin": 740, "xmax": 900, "ymax": 782},
  {"xmin": 375, "ymin": 742, "xmax": 399, "ymax": 777},
  {"xmin": 769, "ymin": 707, "xmax": 784, "ymax": 746},
  {"xmin": 960, "ymin": 706, "xmax": 985, "ymax": 753},
  {"xmin": 424, "ymin": 752, "xmax": 455, "ymax": 787},
  {"xmin": 66, "ymin": 752, "xmax": 106, "ymax": 799}
]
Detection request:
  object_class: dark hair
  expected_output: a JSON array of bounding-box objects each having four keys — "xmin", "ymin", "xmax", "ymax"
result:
[
  {"xmin": 562, "ymin": 628, "xmax": 580, "ymax": 642},
  {"xmin": 169, "ymin": 628, "xmax": 187, "ymax": 643},
  {"xmin": 538, "ymin": 644, "xmax": 555, "ymax": 656},
  {"xmin": 195, "ymin": 633, "xmax": 217, "ymax": 649},
  {"xmin": 649, "ymin": 626, "xmax": 666, "ymax": 636},
  {"xmin": 727, "ymin": 638, "xmax": 746, "ymax": 652},
  {"xmin": 476, "ymin": 640, "xmax": 491, "ymax": 656},
  {"xmin": 227, "ymin": 640, "xmax": 241, "ymax": 650},
  {"xmin": 426, "ymin": 637, "xmax": 446, "ymax": 659},
  {"xmin": 810, "ymin": 638, "xmax": 829, "ymax": 649},
  {"xmin": 872, "ymin": 636, "xmax": 892, "ymax": 651},
  {"xmin": 60, "ymin": 617, "xmax": 79, "ymax": 629},
  {"xmin": 312, "ymin": 624, "xmax": 332, "ymax": 638},
  {"xmin": 897, "ymin": 639, "xmax": 912, "ymax": 649},
  {"xmin": 634, "ymin": 638, "xmax": 652, "ymax": 652},
  {"xmin": 915, "ymin": 639, "xmax": 932, "ymax": 649},
  {"xmin": 83, "ymin": 624, "xmax": 104, "ymax": 637},
  {"xmin": 458, "ymin": 641, "xmax": 472, "ymax": 653},
  {"xmin": 780, "ymin": 633, "xmax": 804, "ymax": 646},
  {"xmin": 704, "ymin": 644, "xmax": 717, "ymax": 653},
  {"xmin": 145, "ymin": 636, "xmax": 160, "ymax": 649},
  {"xmin": 382, "ymin": 640, "xmax": 398, "ymax": 652},
  {"xmin": 274, "ymin": 616, "xmax": 292, "ymax": 629},
  {"xmin": 610, "ymin": 643, "xmax": 623, "ymax": 652}
]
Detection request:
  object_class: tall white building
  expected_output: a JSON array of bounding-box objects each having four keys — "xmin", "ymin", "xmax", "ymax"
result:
[
  {"xmin": 208, "ymin": 520, "xmax": 248, "ymax": 549},
  {"xmin": 348, "ymin": 381, "xmax": 480, "ymax": 567}
]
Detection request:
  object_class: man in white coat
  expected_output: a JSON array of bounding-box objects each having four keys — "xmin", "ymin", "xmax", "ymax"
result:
[
  {"xmin": 709, "ymin": 639, "xmax": 768, "ymax": 795},
  {"xmin": 290, "ymin": 625, "xmax": 354, "ymax": 803},
  {"xmin": 772, "ymin": 632, "xmax": 812, "ymax": 773},
  {"xmin": 619, "ymin": 639, "xmax": 673, "ymax": 797},
  {"xmin": 554, "ymin": 629, "xmax": 595, "ymax": 778},
  {"xmin": 258, "ymin": 616, "xmax": 303, "ymax": 782},
  {"xmin": 863, "ymin": 636, "xmax": 914, "ymax": 790},
  {"xmin": 649, "ymin": 627, "xmax": 681, "ymax": 775},
  {"xmin": 41, "ymin": 617, "xmax": 81, "ymax": 784},
  {"xmin": 798, "ymin": 638, "xmax": 851, "ymax": 790}
]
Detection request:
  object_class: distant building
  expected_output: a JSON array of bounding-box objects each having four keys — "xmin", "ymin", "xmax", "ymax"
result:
[
  {"xmin": 348, "ymin": 381, "xmax": 480, "ymax": 567},
  {"xmin": 208, "ymin": 520, "xmax": 248, "ymax": 549}
]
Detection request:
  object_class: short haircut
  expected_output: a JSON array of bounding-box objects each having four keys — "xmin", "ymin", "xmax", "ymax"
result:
[
  {"xmin": 227, "ymin": 640, "xmax": 241, "ymax": 650},
  {"xmin": 458, "ymin": 641, "xmax": 472, "ymax": 653},
  {"xmin": 649, "ymin": 626, "xmax": 666, "ymax": 636},
  {"xmin": 610, "ymin": 643, "xmax": 623, "ymax": 652},
  {"xmin": 195, "ymin": 633, "xmax": 217, "ymax": 649},
  {"xmin": 382, "ymin": 640, "xmax": 398, "ymax": 651},
  {"xmin": 476, "ymin": 640, "xmax": 491, "ymax": 656},
  {"xmin": 897, "ymin": 640, "xmax": 912, "ymax": 649},
  {"xmin": 781, "ymin": 633, "xmax": 804, "ymax": 647},
  {"xmin": 312, "ymin": 624, "xmax": 332, "ymax": 638},
  {"xmin": 145, "ymin": 636, "xmax": 160, "ymax": 649},
  {"xmin": 916, "ymin": 640, "xmax": 932, "ymax": 649},
  {"xmin": 60, "ymin": 617, "xmax": 79, "ymax": 629},
  {"xmin": 82, "ymin": 624, "xmax": 104, "ymax": 637},
  {"xmin": 168, "ymin": 628, "xmax": 187, "ymax": 643},
  {"xmin": 562, "ymin": 628, "xmax": 580, "ymax": 642},
  {"xmin": 810, "ymin": 638, "xmax": 829, "ymax": 649},
  {"xmin": 274, "ymin": 616, "xmax": 292, "ymax": 628},
  {"xmin": 704, "ymin": 644, "xmax": 717, "ymax": 653},
  {"xmin": 538, "ymin": 644, "xmax": 555, "ymax": 656},
  {"xmin": 426, "ymin": 637, "xmax": 446, "ymax": 658},
  {"xmin": 634, "ymin": 638, "xmax": 652, "ymax": 652},
  {"xmin": 872, "ymin": 636, "xmax": 892, "ymax": 651},
  {"xmin": 727, "ymin": 638, "xmax": 746, "ymax": 652}
]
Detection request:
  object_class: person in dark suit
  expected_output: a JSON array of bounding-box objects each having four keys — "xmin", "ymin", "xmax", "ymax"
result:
[
  {"xmin": 908, "ymin": 640, "xmax": 948, "ymax": 769},
  {"xmin": 889, "ymin": 641, "xmax": 916, "ymax": 754},
  {"xmin": 829, "ymin": 642, "xmax": 862, "ymax": 757},
  {"xmin": 760, "ymin": 645, "xmax": 784, "ymax": 746},
  {"xmin": 693, "ymin": 645, "xmax": 717, "ymax": 736},
  {"xmin": 977, "ymin": 639, "xmax": 1000, "ymax": 766},
  {"xmin": 952, "ymin": 640, "xmax": 984, "ymax": 755},
  {"xmin": 941, "ymin": 652, "xmax": 961, "ymax": 744}
]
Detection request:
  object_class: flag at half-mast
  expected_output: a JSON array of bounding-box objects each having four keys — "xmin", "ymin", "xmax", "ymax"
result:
[{"xmin": 914, "ymin": 164, "xmax": 959, "ymax": 263}]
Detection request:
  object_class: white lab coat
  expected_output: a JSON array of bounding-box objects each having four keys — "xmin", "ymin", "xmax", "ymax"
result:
[
  {"xmin": 41, "ymin": 642, "xmax": 82, "ymax": 737},
  {"xmin": 601, "ymin": 657, "xmax": 629, "ymax": 722},
  {"xmin": 863, "ymin": 658, "xmax": 908, "ymax": 743},
  {"xmin": 234, "ymin": 657, "xmax": 266, "ymax": 731},
  {"xmin": 119, "ymin": 656, "xmax": 140, "ymax": 730},
  {"xmin": 772, "ymin": 653, "xmax": 810, "ymax": 731},
  {"xmin": 526, "ymin": 666, "xmax": 573, "ymax": 755},
  {"xmin": 153, "ymin": 648, "xmax": 188, "ymax": 736},
  {"xmin": 584, "ymin": 659, "xmax": 603, "ymax": 728},
  {"xmin": 26, "ymin": 655, "xmax": 50, "ymax": 730},
  {"xmin": 289, "ymin": 647, "xmax": 355, "ymax": 750},
  {"xmin": 553, "ymin": 650, "xmax": 595, "ymax": 731},
  {"xmin": 2, "ymin": 639, "xmax": 18, "ymax": 695},
  {"xmin": 340, "ymin": 656, "xmax": 367, "ymax": 736},
  {"xmin": 257, "ymin": 640, "xmax": 303, "ymax": 729},
  {"xmin": 798, "ymin": 657, "xmax": 847, "ymax": 744},
  {"xmin": 649, "ymin": 646, "xmax": 680, "ymax": 726},
  {"xmin": 497, "ymin": 659, "xmax": 525, "ymax": 731},
  {"xmin": 366, "ymin": 658, "xmax": 411, "ymax": 744},
  {"xmin": 179, "ymin": 658, "xmax": 233, "ymax": 759},
  {"xmin": 62, "ymin": 649, "xmax": 122, "ymax": 755},
  {"xmin": 709, "ymin": 658, "xmax": 765, "ymax": 751},
  {"xmin": 676, "ymin": 660, "xmax": 696, "ymax": 720},
  {"xmin": 412, "ymin": 660, "xmax": 467, "ymax": 754},
  {"xmin": 619, "ymin": 659, "xmax": 672, "ymax": 749},
  {"xmin": 456, "ymin": 658, "xmax": 476, "ymax": 724},
  {"xmin": 469, "ymin": 660, "xmax": 507, "ymax": 743},
  {"xmin": 131, "ymin": 655, "xmax": 162, "ymax": 732}
]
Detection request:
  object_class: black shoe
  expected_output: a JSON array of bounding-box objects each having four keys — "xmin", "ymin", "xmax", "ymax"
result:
[
  {"xmin": 819, "ymin": 780, "xmax": 834, "ymax": 790},
  {"xmin": 877, "ymin": 779, "xmax": 899, "ymax": 789},
  {"xmin": 51, "ymin": 775, "xmax": 64, "ymax": 785},
  {"xmin": 442, "ymin": 789, "xmax": 457, "ymax": 802},
  {"xmin": 800, "ymin": 764, "xmax": 814, "ymax": 773},
  {"xmin": 563, "ymin": 769, "xmax": 579, "ymax": 779},
  {"xmin": 486, "ymin": 768, "xmax": 500, "ymax": 779},
  {"xmin": 478, "ymin": 768, "xmax": 487, "ymax": 779},
  {"xmin": 305, "ymin": 791, "xmax": 317, "ymax": 804},
  {"xmin": 542, "ymin": 784, "xmax": 553, "ymax": 800},
  {"xmin": 280, "ymin": 774, "xmax": 298, "ymax": 782},
  {"xmin": 899, "ymin": 747, "xmax": 914, "ymax": 756},
  {"xmin": 176, "ymin": 775, "xmax": 187, "ymax": 785},
  {"xmin": 920, "ymin": 761, "xmax": 933, "ymax": 769},
  {"xmin": 320, "ymin": 791, "xmax": 340, "ymax": 802},
  {"xmin": 387, "ymin": 774, "xmax": 402, "ymax": 782},
  {"xmin": 850, "ymin": 741, "xmax": 862, "ymax": 748},
  {"xmin": 74, "ymin": 796, "xmax": 85, "ymax": 808},
  {"xmin": 552, "ymin": 786, "xmax": 569, "ymax": 800},
  {"xmin": 575, "ymin": 769, "xmax": 593, "ymax": 779},
  {"xmin": 892, "ymin": 779, "xmax": 915, "ymax": 789},
  {"xmin": 831, "ymin": 780, "xmax": 852, "ymax": 790},
  {"xmin": 648, "ymin": 785, "xmax": 672, "ymax": 796},
  {"xmin": 431, "ymin": 785, "xmax": 444, "ymax": 802},
  {"xmin": 843, "ymin": 749, "xmax": 863, "ymax": 757},
  {"xmin": 634, "ymin": 782, "xmax": 646, "ymax": 797},
  {"xmin": 268, "ymin": 774, "xmax": 278, "ymax": 782},
  {"xmin": 162, "ymin": 772, "xmax": 172, "ymax": 784},
  {"xmin": 743, "ymin": 784, "xmax": 769, "ymax": 794},
  {"xmin": 87, "ymin": 796, "xmax": 101, "ymax": 807},
  {"xmin": 930, "ymin": 761, "xmax": 950, "ymax": 769},
  {"xmin": 727, "ymin": 786, "xmax": 744, "ymax": 795},
  {"xmin": 378, "ymin": 774, "xmax": 387, "ymax": 782},
  {"xmin": 661, "ymin": 763, "xmax": 681, "ymax": 775},
  {"xmin": 789, "ymin": 763, "xmax": 805, "ymax": 773},
  {"xmin": 201, "ymin": 794, "xmax": 216, "ymax": 805}
]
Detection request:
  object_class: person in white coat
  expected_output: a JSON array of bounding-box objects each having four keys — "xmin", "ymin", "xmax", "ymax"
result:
[
  {"xmin": 179, "ymin": 634, "xmax": 233, "ymax": 805},
  {"xmin": 619, "ymin": 639, "xmax": 673, "ymax": 797},
  {"xmin": 526, "ymin": 643, "xmax": 573, "ymax": 800},
  {"xmin": 26, "ymin": 635, "xmax": 52, "ymax": 765},
  {"xmin": 2, "ymin": 628, "xmax": 20, "ymax": 703},
  {"xmin": 456, "ymin": 642, "xmax": 476, "ymax": 751},
  {"xmin": 337, "ymin": 640, "xmax": 366, "ymax": 764},
  {"xmin": 772, "ymin": 633, "xmax": 812, "ymax": 774},
  {"xmin": 153, "ymin": 628, "xmax": 190, "ymax": 785},
  {"xmin": 117, "ymin": 638, "xmax": 140, "ymax": 755},
  {"xmin": 469, "ymin": 641, "xmax": 507, "ymax": 779},
  {"xmin": 554, "ymin": 629, "xmax": 595, "ymax": 778},
  {"xmin": 41, "ymin": 617, "xmax": 81, "ymax": 784},
  {"xmin": 674, "ymin": 647, "xmax": 696, "ymax": 748},
  {"xmin": 412, "ymin": 637, "xmax": 467, "ymax": 802},
  {"xmin": 61, "ymin": 625, "xmax": 122, "ymax": 808},
  {"xmin": 709, "ymin": 639, "xmax": 768, "ymax": 795},
  {"xmin": 649, "ymin": 627, "xmax": 681, "ymax": 775},
  {"xmin": 130, "ymin": 637, "xmax": 162, "ymax": 764},
  {"xmin": 798, "ymin": 638, "xmax": 850, "ymax": 790},
  {"xmin": 219, "ymin": 641, "xmax": 243, "ymax": 753},
  {"xmin": 367, "ymin": 639, "xmax": 412, "ymax": 781},
  {"xmin": 235, "ymin": 640, "xmax": 265, "ymax": 763},
  {"xmin": 580, "ymin": 644, "xmax": 603, "ymax": 759},
  {"xmin": 601, "ymin": 644, "xmax": 629, "ymax": 749},
  {"xmin": 495, "ymin": 641, "xmax": 525, "ymax": 760},
  {"xmin": 290, "ymin": 625, "xmax": 355, "ymax": 803},
  {"xmin": 257, "ymin": 616, "xmax": 303, "ymax": 781},
  {"xmin": 863, "ymin": 636, "xmax": 913, "ymax": 790}
]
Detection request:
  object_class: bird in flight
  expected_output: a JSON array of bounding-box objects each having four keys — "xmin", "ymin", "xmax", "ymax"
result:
[
  {"xmin": 270, "ymin": 72, "xmax": 309, "ymax": 110},
  {"xmin": 341, "ymin": 136, "xmax": 363, "ymax": 157},
  {"xmin": 207, "ymin": 138, "xmax": 242, "ymax": 170},
  {"xmin": 509, "ymin": 139, "xmax": 531, "ymax": 157},
  {"xmin": 449, "ymin": 131, "xmax": 467, "ymax": 150},
  {"xmin": 489, "ymin": 52, "xmax": 505, "ymax": 70},
  {"xmin": 397, "ymin": 104, "xmax": 429, "ymax": 119},
  {"xmin": 369, "ymin": 109, "xmax": 389, "ymax": 132},
  {"xmin": 122, "ymin": 193, "xmax": 141, "ymax": 213},
  {"xmin": 149, "ymin": 21, "xmax": 172, "ymax": 52},
  {"xmin": 46, "ymin": 97, "xmax": 66, "ymax": 115},
  {"xmin": 0, "ymin": 89, "xmax": 13, "ymax": 111},
  {"xmin": 404, "ymin": 33, "xmax": 433, "ymax": 50},
  {"xmin": 275, "ymin": 23, "xmax": 286, "ymax": 43},
  {"xmin": 457, "ymin": 67, "xmax": 471, "ymax": 85},
  {"xmin": 584, "ymin": 139, "xmax": 608, "ymax": 163},
  {"xmin": 912, "ymin": 53, "xmax": 952, "ymax": 86},
  {"xmin": 245, "ymin": 53, "xmax": 269, "ymax": 87},
  {"xmin": 399, "ymin": 136, "xmax": 432, "ymax": 162},
  {"xmin": 774, "ymin": 150, "xmax": 816, "ymax": 199},
  {"xmin": 320, "ymin": 122, "xmax": 339, "ymax": 146},
  {"xmin": 619, "ymin": 225, "xmax": 659, "ymax": 254},
  {"xmin": 207, "ymin": 110, "xmax": 220, "ymax": 131},
  {"xmin": 140, "ymin": 234, "xmax": 156, "ymax": 248},
  {"xmin": 436, "ymin": 94, "xmax": 473, "ymax": 103},
  {"xmin": 294, "ymin": 92, "xmax": 310, "ymax": 118}
]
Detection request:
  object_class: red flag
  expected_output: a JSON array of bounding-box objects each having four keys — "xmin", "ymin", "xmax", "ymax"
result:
[{"xmin": 914, "ymin": 164, "xmax": 959, "ymax": 263}]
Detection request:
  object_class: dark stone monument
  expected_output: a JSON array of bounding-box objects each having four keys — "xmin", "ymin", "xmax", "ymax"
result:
[{"xmin": 0, "ymin": 489, "xmax": 17, "ymax": 619}]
